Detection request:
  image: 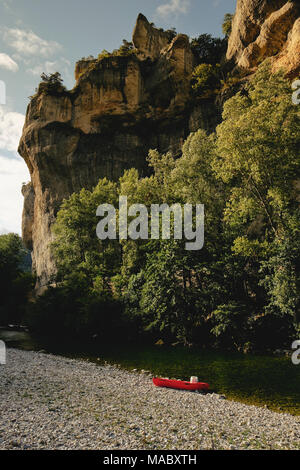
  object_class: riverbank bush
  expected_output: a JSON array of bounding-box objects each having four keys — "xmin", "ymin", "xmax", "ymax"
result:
[{"xmin": 25, "ymin": 285, "xmax": 131, "ymax": 344}]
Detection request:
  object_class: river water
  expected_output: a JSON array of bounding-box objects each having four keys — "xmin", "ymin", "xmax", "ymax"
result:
[
  {"xmin": 0, "ymin": 328, "xmax": 38, "ymax": 351},
  {"xmin": 1, "ymin": 327, "xmax": 299, "ymax": 415}
]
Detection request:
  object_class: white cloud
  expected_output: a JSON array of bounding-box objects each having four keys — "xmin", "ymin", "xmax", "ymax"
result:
[
  {"xmin": 2, "ymin": 0, "xmax": 13, "ymax": 11},
  {"xmin": 27, "ymin": 58, "xmax": 71, "ymax": 77},
  {"xmin": 0, "ymin": 53, "xmax": 19, "ymax": 72},
  {"xmin": 0, "ymin": 155, "xmax": 30, "ymax": 234},
  {"xmin": 156, "ymin": 0, "xmax": 190, "ymax": 17},
  {"xmin": 0, "ymin": 106, "xmax": 25, "ymax": 152},
  {"xmin": 11, "ymin": 53, "xmax": 31, "ymax": 65},
  {"xmin": 3, "ymin": 28, "xmax": 62, "ymax": 57},
  {"xmin": 0, "ymin": 106, "xmax": 28, "ymax": 235}
]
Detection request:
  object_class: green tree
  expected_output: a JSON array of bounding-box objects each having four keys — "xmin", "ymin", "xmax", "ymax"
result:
[
  {"xmin": 52, "ymin": 178, "xmax": 120, "ymax": 294},
  {"xmin": 138, "ymin": 241, "xmax": 200, "ymax": 344},
  {"xmin": 0, "ymin": 233, "xmax": 24, "ymax": 277},
  {"xmin": 215, "ymin": 62, "xmax": 300, "ymax": 240},
  {"xmin": 222, "ymin": 13, "xmax": 234, "ymax": 38},
  {"xmin": 192, "ymin": 64, "xmax": 221, "ymax": 97},
  {"xmin": 191, "ymin": 34, "xmax": 227, "ymax": 66},
  {"xmin": 41, "ymin": 71, "xmax": 63, "ymax": 85},
  {"xmin": 213, "ymin": 62, "xmax": 300, "ymax": 338}
]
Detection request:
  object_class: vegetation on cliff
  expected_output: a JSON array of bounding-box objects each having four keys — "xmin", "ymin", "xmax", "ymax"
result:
[{"xmin": 222, "ymin": 13, "xmax": 234, "ymax": 38}]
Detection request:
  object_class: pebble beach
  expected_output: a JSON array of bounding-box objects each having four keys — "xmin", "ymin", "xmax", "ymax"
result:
[{"xmin": 0, "ymin": 348, "xmax": 299, "ymax": 450}]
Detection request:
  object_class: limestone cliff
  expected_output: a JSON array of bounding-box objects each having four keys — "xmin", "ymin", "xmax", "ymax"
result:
[
  {"xmin": 19, "ymin": 14, "xmax": 219, "ymax": 289},
  {"xmin": 227, "ymin": 0, "xmax": 300, "ymax": 77}
]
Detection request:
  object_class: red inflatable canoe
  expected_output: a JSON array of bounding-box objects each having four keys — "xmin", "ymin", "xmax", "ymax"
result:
[{"xmin": 153, "ymin": 377, "xmax": 209, "ymax": 391}]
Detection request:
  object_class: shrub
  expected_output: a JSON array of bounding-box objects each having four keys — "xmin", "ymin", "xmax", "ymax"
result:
[
  {"xmin": 191, "ymin": 34, "xmax": 227, "ymax": 66},
  {"xmin": 192, "ymin": 63, "xmax": 221, "ymax": 96},
  {"xmin": 98, "ymin": 49, "xmax": 112, "ymax": 60},
  {"xmin": 248, "ymin": 313, "xmax": 297, "ymax": 352},
  {"xmin": 0, "ymin": 233, "xmax": 34, "ymax": 325},
  {"xmin": 209, "ymin": 302, "xmax": 250, "ymax": 351},
  {"xmin": 41, "ymin": 72, "xmax": 63, "ymax": 85},
  {"xmin": 26, "ymin": 285, "xmax": 127, "ymax": 344},
  {"xmin": 222, "ymin": 13, "xmax": 234, "ymax": 38},
  {"xmin": 36, "ymin": 72, "xmax": 66, "ymax": 95},
  {"xmin": 97, "ymin": 41, "xmax": 136, "ymax": 62}
]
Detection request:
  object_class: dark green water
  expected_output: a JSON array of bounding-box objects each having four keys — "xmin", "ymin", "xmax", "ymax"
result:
[
  {"xmin": 0, "ymin": 328, "xmax": 39, "ymax": 350},
  {"xmin": 1, "ymin": 328, "xmax": 299, "ymax": 415}
]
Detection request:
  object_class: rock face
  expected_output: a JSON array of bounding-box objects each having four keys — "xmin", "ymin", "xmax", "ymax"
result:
[
  {"xmin": 19, "ymin": 14, "xmax": 219, "ymax": 289},
  {"xmin": 227, "ymin": 0, "xmax": 300, "ymax": 77}
]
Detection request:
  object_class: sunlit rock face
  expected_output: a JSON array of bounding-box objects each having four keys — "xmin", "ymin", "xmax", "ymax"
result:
[
  {"xmin": 19, "ymin": 14, "xmax": 220, "ymax": 289},
  {"xmin": 227, "ymin": 0, "xmax": 300, "ymax": 78}
]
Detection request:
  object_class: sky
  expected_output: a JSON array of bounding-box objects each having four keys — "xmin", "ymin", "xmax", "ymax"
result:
[{"xmin": 0, "ymin": 0, "xmax": 236, "ymax": 235}]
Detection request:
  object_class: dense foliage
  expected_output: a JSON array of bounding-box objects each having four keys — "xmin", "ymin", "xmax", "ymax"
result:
[
  {"xmin": 29, "ymin": 63, "xmax": 300, "ymax": 352},
  {"xmin": 0, "ymin": 233, "xmax": 34, "ymax": 325},
  {"xmin": 190, "ymin": 16, "xmax": 234, "ymax": 97},
  {"xmin": 190, "ymin": 34, "xmax": 227, "ymax": 66},
  {"xmin": 97, "ymin": 40, "xmax": 136, "ymax": 61},
  {"xmin": 40, "ymin": 72, "xmax": 63, "ymax": 86},
  {"xmin": 192, "ymin": 63, "xmax": 221, "ymax": 97}
]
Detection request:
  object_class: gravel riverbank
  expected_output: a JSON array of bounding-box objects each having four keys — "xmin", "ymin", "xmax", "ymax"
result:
[{"xmin": 0, "ymin": 348, "xmax": 299, "ymax": 450}]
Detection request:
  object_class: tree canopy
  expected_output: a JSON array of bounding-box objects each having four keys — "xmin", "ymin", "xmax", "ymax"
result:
[{"xmin": 29, "ymin": 63, "xmax": 300, "ymax": 351}]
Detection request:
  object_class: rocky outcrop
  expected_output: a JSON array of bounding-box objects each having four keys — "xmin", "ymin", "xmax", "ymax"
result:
[
  {"xmin": 19, "ymin": 14, "xmax": 219, "ymax": 289},
  {"xmin": 132, "ymin": 13, "xmax": 174, "ymax": 60},
  {"xmin": 227, "ymin": 0, "xmax": 300, "ymax": 77}
]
